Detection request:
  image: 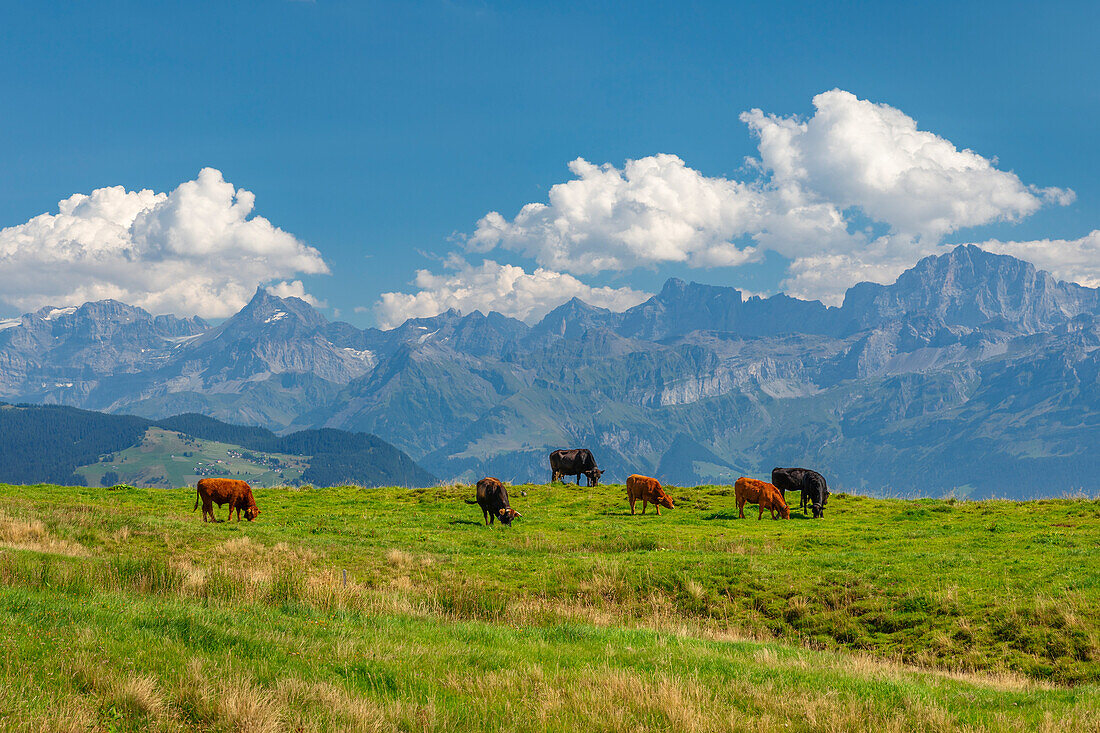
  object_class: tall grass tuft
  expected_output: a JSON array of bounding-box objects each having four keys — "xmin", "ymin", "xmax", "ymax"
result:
[
  {"xmin": 106, "ymin": 556, "xmax": 185, "ymax": 595},
  {"xmin": 266, "ymin": 564, "xmax": 306, "ymax": 606},
  {"xmin": 432, "ymin": 579, "xmax": 509, "ymax": 620}
]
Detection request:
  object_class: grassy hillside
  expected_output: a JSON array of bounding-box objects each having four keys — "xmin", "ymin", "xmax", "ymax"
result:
[
  {"xmin": 76, "ymin": 427, "xmax": 310, "ymax": 489},
  {"xmin": 1, "ymin": 481, "xmax": 1098, "ymax": 731},
  {"xmin": 0, "ymin": 403, "xmax": 437, "ymax": 489}
]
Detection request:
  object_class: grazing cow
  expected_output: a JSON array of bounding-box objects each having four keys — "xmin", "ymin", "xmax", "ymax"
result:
[
  {"xmin": 734, "ymin": 477, "xmax": 790, "ymax": 520},
  {"xmin": 771, "ymin": 467, "xmax": 829, "ymax": 518},
  {"xmin": 465, "ymin": 477, "xmax": 521, "ymax": 525},
  {"xmin": 194, "ymin": 478, "xmax": 260, "ymax": 523},
  {"xmin": 626, "ymin": 474, "xmax": 674, "ymax": 515},
  {"xmin": 549, "ymin": 449, "xmax": 605, "ymax": 486}
]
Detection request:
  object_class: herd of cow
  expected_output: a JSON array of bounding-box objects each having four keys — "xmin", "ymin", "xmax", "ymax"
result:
[
  {"xmin": 191, "ymin": 448, "xmax": 829, "ymax": 529},
  {"xmin": 465, "ymin": 449, "xmax": 830, "ymax": 526}
]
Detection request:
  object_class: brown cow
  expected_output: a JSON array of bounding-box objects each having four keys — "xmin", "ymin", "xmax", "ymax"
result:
[
  {"xmin": 465, "ymin": 477, "xmax": 521, "ymax": 525},
  {"xmin": 626, "ymin": 474, "xmax": 675, "ymax": 516},
  {"xmin": 734, "ymin": 477, "xmax": 790, "ymax": 520},
  {"xmin": 194, "ymin": 478, "xmax": 261, "ymax": 523}
]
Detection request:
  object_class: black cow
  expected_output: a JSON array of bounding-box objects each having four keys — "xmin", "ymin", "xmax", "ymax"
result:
[
  {"xmin": 549, "ymin": 448, "xmax": 605, "ymax": 486},
  {"xmin": 771, "ymin": 467, "xmax": 829, "ymax": 518},
  {"xmin": 465, "ymin": 477, "xmax": 521, "ymax": 525}
]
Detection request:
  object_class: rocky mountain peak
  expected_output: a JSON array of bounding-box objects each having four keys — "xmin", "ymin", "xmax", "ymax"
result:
[
  {"xmin": 840, "ymin": 244, "xmax": 1100, "ymax": 333},
  {"xmin": 531, "ymin": 298, "xmax": 616, "ymax": 341},
  {"xmin": 225, "ymin": 287, "xmax": 329, "ymax": 335}
]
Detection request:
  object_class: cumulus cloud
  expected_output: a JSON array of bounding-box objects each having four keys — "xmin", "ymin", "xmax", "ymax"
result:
[
  {"xmin": 469, "ymin": 154, "xmax": 763, "ymax": 271},
  {"xmin": 0, "ymin": 168, "xmax": 327, "ymax": 318},
  {"xmin": 375, "ymin": 258, "xmax": 650, "ymax": 329},
  {"xmin": 266, "ymin": 280, "xmax": 327, "ymax": 307},
  {"xmin": 742, "ymin": 89, "xmax": 1073, "ymax": 242},
  {"xmin": 778, "ymin": 240, "xmax": 952, "ymax": 303},
  {"xmin": 975, "ymin": 231, "xmax": 1100, "ymax": 288},
  {"xmin": 456, "ymin": 90, "xmax": 1072, "ymax": 305}
]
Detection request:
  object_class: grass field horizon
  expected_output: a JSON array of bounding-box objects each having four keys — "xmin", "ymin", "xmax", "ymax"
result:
[{"xmin": 1, "ymin": 481, "xmax": 1098, "ymax": 731}]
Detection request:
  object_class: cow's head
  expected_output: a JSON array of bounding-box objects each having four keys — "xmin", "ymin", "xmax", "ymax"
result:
[
  {"xmin": 586, "ymin": 468, "xmax": 605, "ymax": 486},
  {"xmin": 497, "ymin": 507, "xmax": 521, "ymax": 525},
  {"xmin": 245, "ymin": 506, "xmax": 260, "ymax": 521},
  {"xmin": 657, "ymin": 492, "xmax": 675, "ymax": 510},
  {"xmin": 811, "ymin": 503, "xmax": 823, "ymax": 519},
  {"xmin": 779, "ymin": 502, "xmax": 791, "ymax": 520}
]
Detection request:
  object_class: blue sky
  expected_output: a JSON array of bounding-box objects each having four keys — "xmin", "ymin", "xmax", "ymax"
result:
[{"xmin": 1, "ymin": 1, "xmax": 1098, "ymax": 326}]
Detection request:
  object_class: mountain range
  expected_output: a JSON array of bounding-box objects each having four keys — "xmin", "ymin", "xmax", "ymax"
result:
[{"xmin": 2, "ymin": 244, "xmax": 1097, "ymax": 498}]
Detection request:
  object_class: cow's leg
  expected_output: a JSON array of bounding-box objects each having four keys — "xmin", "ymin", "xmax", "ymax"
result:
[
  {"xmin": 758, "ymin": 504, "xmax": 764, "ymax": 520},
  {"xmin": 737, "ymin": 499, "xmax": 745, "ymax": 519},
  {"xmin": 642, "ymin": 499, "xmax": 647, "ymax": 515},
  {"xmin": 629, "ymin": 496, "xmax": 636, "ymax": 515}
]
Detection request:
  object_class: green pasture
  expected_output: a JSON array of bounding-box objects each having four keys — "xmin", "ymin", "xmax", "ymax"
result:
[{"xmin": 0, "ymin": 481, "xmax": 1097, "ymax": 731}]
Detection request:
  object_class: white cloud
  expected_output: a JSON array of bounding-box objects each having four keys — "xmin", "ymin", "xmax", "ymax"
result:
[
  {"xmin": 742, "ymin": 89, "xmax": 1073, "ymax": 243},
  {"xmin": 266, "ymin": 279, "xmax": 327, "ymax": 307},
  {"xmin": 469, "ymin": 154, "xmax": 763, "ymax": 272},
  {"xmin": 779, "ymin": 241, "xmax": 952, "ymax": 304},
  {"xmin": 975, "ymin": 231, "xmax": 1100, "ymax": 288},
  {"xmin": 375, "ymin": 258, "xmax": 650, "ymax": 329},
  {"xmin": 0, "ymin": 168, "xmax": 327, "ymax": 318},
  {"xmin": 460, "ymin": 90, "xmax": 1072, "ymax": 305}
]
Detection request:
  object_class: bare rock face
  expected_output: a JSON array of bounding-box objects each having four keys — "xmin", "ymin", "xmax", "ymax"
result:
[
  {"xmin": 839, "ymin": 245, "xmax": 1100, "ymax": 333},
  {"xmin": 2, "ymin": 245, "xmax": 1099, "ymax": 497}
]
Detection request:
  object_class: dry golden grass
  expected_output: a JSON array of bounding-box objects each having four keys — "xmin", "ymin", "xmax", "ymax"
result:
[
  {"xmin": 0, "ymin": 510, "xmax": 87, "ymax": 557},
  {"xmin": 112, "ymin": 674, "xmax": 167, "ymax": 719},
  {"xmin": 172, "ymin": 659, "xmax": 464, "ymax": 733},
  {"xmin": 385, "ymin": 547, "xmax": 415, "ymax": 569},
  {"xmin": 177, "ymin": 659, "xmax": 283, "ymax": 733}
]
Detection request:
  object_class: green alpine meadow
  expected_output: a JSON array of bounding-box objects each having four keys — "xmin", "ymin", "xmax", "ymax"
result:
[{"xmin": 1, "ymin": 481, "xmax": 1097, "ymax": 731}]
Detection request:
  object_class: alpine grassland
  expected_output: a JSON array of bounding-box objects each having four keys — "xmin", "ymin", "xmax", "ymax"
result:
[{"xmin": 0, "ymin": 481, "xmax": 1098, "ymax": 731}]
